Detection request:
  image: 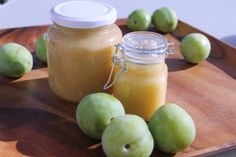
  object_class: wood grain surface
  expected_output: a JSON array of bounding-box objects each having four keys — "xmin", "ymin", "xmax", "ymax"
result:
[{"xmin": 0, "ymin": 19, "xmax": 236, "ymax": 157}]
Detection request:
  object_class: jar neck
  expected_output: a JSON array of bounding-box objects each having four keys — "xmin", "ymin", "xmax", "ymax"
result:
[
  {"xmin": 53, "ymin": 22, "xmax": 114, "ymax": 33},
  {"xmin": 124, "ymin": 61, "xmax": 167, "ymax": 77},
  {"xmin": 124, "ymin": 48, "xmax": 166, "ymax": 65}
]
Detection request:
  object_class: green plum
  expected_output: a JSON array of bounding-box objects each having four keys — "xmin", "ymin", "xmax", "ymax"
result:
[
  {"xmin": 180, "ymin": 33, "xmax": 211, "ymax": 64},
  {"xmin": 0, "ymin": 43, "xmax": 33, "ymax": 77},
  {"xmin": 149, "ymin": 103, "xmax": 196, "ymax": 153},
  {"xmin": 35, "ymin": 33, "xmax": 47, "ymax": 63},
  {"xmin": 127, "ymin": 9, "xmax": 151, "ymax": 31},
  {"xmin": 152, "ymin": 7, "xmax": 178, "ymax": 33},
  {"xmin": 76, "ymin": 93, "xmax": 125, "ymax": 139},
  {"xmin": 102, "ymin": 115, "xmax": 154, "ymax": 157}
]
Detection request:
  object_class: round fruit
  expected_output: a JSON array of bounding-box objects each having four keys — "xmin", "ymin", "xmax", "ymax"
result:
[
  {"xmin": 102, "ymin": 114, "xmax": 154, "ymax": 157},
  {"xmin": 35, "ymin": 33, "xmax": 47, "ymax": 63},
  {"xmin": 152, "ymin": 7, "xmax": 178, "ymax": 33},
  {"xmin": 0, "ymin": 43, "xmax": 33, "ymax": 78},
  {"xmin": 76, "ymin": 93, "xmax": 125, "ymax": 139},
  {"xmin": 180, "ymin": 33, "xmax": 211, "ymax": 64},
  {"xmin": 149, "ymin": 103, "xmax": 196, "ymax": 153},
  {"xmin": 127, "ymin": 9, "xmax": 151, "ymax": 31}
]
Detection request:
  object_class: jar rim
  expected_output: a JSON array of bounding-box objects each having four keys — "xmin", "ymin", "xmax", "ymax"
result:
[{"xmin": 122, "ymin": 31, "xmax": 168, "ymax": 54}]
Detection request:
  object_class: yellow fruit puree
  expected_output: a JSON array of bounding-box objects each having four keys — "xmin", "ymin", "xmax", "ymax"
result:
[
  {"xmin": 113, "ymin": 62, "xmax": 167, "ymax": 120},
  {"xmin": 47, "ymin": 24, "xmax": 122, "ymax": 102}
]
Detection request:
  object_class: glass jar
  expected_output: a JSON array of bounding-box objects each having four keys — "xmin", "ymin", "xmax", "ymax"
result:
[
  {"xmin": 47, "ymin": 1, "xmax": 122, "ymax": 102},
  {"xmin": 104, "ymin": 31, "xmax": 174, "ymax": 120}
]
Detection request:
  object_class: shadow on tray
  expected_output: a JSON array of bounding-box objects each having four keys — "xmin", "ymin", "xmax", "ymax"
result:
[
  {"xmin": 0, "ymin": 78, "xmax": 104, "ymax": 157},
  {"xmin": 0, "ymin": 78, "xmax": 175, "ymax": 157},
  {"xmin": 166, "ymin": 58, "xmax": 195, "ymax": 72}
]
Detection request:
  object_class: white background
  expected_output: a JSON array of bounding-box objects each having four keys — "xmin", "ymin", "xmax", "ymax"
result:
[
  {"xmin": 0, "ymin": 0, "xmax": 236, "ymax": 156},
  {"xmin": 1, "ymin": 0, "xmax": 236, "ymax": 48}
]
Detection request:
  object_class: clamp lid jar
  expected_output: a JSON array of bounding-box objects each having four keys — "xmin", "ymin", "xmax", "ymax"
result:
[{"xmin": 105, "ymin": 31, "xmax": 174, "ymax": 120}]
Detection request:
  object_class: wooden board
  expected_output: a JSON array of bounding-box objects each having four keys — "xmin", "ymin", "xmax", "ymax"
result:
[{"xmin": 0, "ymin": 19, "xmax": 236, "ymax": 157}]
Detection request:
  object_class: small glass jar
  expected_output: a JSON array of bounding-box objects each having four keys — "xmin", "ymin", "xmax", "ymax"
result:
[
  {"xmin": 104, "ymin": 31, "xmax": 174, "ymax": 120},
  {"xmin": 47, "ymin": 1, "xmax": 122, "ymax": 102}
]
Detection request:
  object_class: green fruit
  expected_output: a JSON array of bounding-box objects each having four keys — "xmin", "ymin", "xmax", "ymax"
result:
[
  {"xmin": 180, "ymin": 33, "xmax": 211, "ymax": 64},
  {"xmin": 102, "ymin": 115, "xmax": 154, "ymax": 157},
  {"xmin": 127, "ymin": 9, "xmax": 151, "ymax": 31},
  {"xmin": 76, "ymin": 93, "xmax": 125, "ymax": 139},
  {"xmin": 0, "ymin": 43, "xmax": 33, "ymax": 77},
  {"xmin": 149, "ymin": 103, "xmax": 196, "ymax": 153},
  {"xmin": 35, "ymin": 33, "xmax": 47, "ymax": 63},
  {"xmin": 152, "ymin": 7, "xmax": 178, "ymax": 33}
]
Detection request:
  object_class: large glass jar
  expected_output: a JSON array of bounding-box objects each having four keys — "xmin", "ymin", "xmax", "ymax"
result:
[
  {"xmin": 47, "ymin": 1, "xmax": 122, "ymax": 102},
  {"xmin": 104, "ymin": 32, "xmax": 174, "ymax": 120}
]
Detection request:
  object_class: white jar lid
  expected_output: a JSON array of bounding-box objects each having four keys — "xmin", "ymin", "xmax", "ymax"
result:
[{"xmin": 50, "ymin": 0, "xmax": 117, "ymax": 29}]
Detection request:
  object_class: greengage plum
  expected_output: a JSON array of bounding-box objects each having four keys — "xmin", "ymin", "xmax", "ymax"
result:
[
  {"xmin": 76, "ymin": 93, "xmax": 125, "ymax": 139},
  {"xmin": 149, "ymin": 103, "xmax": 196, "ymax": 153},
  {"xmin": 152, "ymin": 7, "xmax": 178, "ymax": 33},
  {"xmin": 127, "ymin": 9, "xmax": 151, "ymax": 31},
  {"xmin": 102, "ymin": 115, "xmax": 154, "ymax": 157},
  {"xmin": 0, "ymin": 43, "xmax": 33, "ymax": 77},
  {"xmin": 35, "ymin": 33, "xmax": 47, "ymax": 63},
  {"xmin": 180, "ymin": 33, "xmax": 211, "ymax": 64}
]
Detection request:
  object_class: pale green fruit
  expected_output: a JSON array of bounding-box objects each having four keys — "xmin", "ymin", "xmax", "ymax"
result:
[
  {"xmin": 152, "ymin": 7, "xmax": 178, "ymax": 33},
  {"xmin": 102, "ymin": 115, "xmax": 154, "ymax": 157},
  {"xmin": 180, "ymin": 33, "xmax": 211, "ymax": 64},
  {"xmin": 35, "ymin": 33, "xmax": 47, "ymax": 63},
  {"xmin": 149, "ymin": 103, "xmax": 196, "ymax": 153},
  {"xmin": 127, "ymin": 9, "xmax": 151, "ymax": 31},
  {"xmin": 76, "ymin": 93, "xmax": 125, "ymax": 139},
  {"xmin": 0, "ymin": 43, "xmax": 33, "ymax": 77}
]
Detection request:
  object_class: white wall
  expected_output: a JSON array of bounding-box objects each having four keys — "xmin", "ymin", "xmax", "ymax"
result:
[{"xmin": 0, "ymin": 0, "xmax": 236, "ymax": 42}]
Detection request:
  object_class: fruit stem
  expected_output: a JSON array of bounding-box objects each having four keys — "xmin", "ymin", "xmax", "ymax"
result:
[{"xmin": 87, "ymin": 142, "xmax": 102, "ymax": 150}]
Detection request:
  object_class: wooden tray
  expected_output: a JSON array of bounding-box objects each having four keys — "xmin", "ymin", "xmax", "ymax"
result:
[{"xmin": 0, "ymin": 19, "xmax": 236, "ymax": 157}]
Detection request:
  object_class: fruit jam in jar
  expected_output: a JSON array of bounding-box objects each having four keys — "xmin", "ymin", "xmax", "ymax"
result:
[
  {"xmin": 104, "ymin": 32, "xmax": 174, "ymax": 120},
  {"xmin": 47, "ymin": 1, "xmax": 122, "ymax": 102}
]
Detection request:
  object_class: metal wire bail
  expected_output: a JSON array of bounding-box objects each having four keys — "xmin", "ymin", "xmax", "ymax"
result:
[
  {"xmin": 103, "ymin": 44, "xmax": 127, "ymax": 90},
  {"xmin": 166, "ymin": 43, "xmax": 175, "ymax": 55}
]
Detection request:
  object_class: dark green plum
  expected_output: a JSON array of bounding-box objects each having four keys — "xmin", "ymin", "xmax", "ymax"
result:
[{"xmin": 35, "ymin": 33, "xmax": 48, "ymax": 63}]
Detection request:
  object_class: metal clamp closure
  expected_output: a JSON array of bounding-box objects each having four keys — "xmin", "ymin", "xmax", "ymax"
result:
[{"xmin": 103, "ymin": 44, "xmax": 127, "ymax": 90}]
